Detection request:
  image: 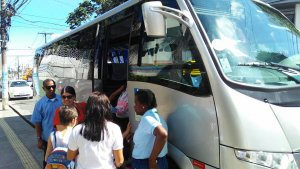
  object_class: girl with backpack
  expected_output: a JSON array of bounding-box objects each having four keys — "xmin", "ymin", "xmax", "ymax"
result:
[{"xmin": 67, "ymin": 92, "xmax": 124, "ymax": 169}]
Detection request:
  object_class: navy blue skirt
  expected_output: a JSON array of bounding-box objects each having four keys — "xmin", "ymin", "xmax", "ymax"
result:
[{"xmin": 131, "ymin": 155, "xmax": 168, "ymax": 169}]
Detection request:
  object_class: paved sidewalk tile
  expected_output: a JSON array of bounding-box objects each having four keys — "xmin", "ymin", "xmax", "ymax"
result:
[
  {"xmin": 0, "ymin": 122, "xmax": 25, "ymax": 169},
  {"xmin": 0, "ymin": 106, "xmax": 42, "ymax": 169},
  {"xmin": 5, "ymin": 115, "xmax": 43, "ymax": 168}
]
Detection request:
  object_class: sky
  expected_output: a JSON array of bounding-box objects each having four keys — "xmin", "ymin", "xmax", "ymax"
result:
[{"xmin": 6, "ymin": 0, "xmax": 83, "ymax": 69}]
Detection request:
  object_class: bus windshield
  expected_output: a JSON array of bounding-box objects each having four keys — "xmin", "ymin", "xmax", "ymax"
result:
[{"xmin": 191, "ymin": 0, "xmax": 300, "ymax": 87}]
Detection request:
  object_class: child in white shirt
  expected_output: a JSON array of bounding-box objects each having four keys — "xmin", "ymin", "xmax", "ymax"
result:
[{"xmin": 45, "ymin": 105, "xmax": 78, "ymax": 161}]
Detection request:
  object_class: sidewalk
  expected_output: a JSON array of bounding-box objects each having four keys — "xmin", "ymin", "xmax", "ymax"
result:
[{"xmin": 0, "ymin": 101, "xmax": 43, "ymax": 169}]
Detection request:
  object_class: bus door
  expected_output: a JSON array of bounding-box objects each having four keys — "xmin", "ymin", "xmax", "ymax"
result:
[{"xmin": 102, "ymin": 16, "xmax": 133, "ymax": 106}]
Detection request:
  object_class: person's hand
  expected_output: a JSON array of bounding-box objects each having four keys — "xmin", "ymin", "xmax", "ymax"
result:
[
  {"xmin": 37, "ymin": 138, "xmax": 43, "ymax": 149},
  {"xmin": 120, "ymin": 84, "xmax": 126, "ymax": 91},
  {"xmin": 123, "ymin": 122, "xmax": 132, "ymax": 142},
  {"xmin": 125, "ymin": 122, "xmax": 132, "ymax": 133},
  {"xmin": 116, "ymin": 85, "xmax": 126, "ymax": 95},
  {"xmin": 149, "ymin": 158, "xmax": 158, "ymax": 169}
]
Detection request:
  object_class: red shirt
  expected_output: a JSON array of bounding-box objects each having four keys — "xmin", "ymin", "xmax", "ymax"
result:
[{"xmin": 53, "ymin": 102, "xmax": 87, "ymax": 126}]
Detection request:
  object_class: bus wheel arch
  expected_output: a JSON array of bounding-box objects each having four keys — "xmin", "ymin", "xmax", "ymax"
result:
[
  {"xmin": 168, "ymin": 143, "xmax": 194, "ymax": 169},
  {"xmin": 167, "ymin": 155, "xmax": 180, "ymax": 169}
]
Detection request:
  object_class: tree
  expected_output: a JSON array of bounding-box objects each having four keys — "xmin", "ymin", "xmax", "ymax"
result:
[{"xmin": 66, "ymin": 0, "xmax": 126, "ymax": 29}]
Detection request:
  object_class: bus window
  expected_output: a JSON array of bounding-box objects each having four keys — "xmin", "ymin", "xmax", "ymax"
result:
[{"xmin": 129, "ymin": 18, "xmax": 210, "ymax": 96}]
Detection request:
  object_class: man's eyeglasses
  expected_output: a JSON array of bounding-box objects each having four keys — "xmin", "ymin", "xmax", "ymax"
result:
[
  {"xmin": 62, "ymin": 95, "xmax": 73, "ymax": 99},
  {"xmin": 45, "ymin": 85, "xmax": 56, "ymax": 90}
]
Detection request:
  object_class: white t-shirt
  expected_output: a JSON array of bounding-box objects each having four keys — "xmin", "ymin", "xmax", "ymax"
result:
[
  {"xmin": 50, "ymin": 129, "xmax": 72, "ymax": 148},
  {"xmin": 68, "ymin": 122, "xmax": 123, "ymax": 169}
]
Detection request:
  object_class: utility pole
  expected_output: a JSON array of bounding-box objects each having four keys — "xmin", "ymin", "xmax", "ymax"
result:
[
  {"xmin": 38, "ymin": 32, "xmax": 53, "ymax": 43},
  {"xmin": 1, "ymin": 0, "xmax": 8, "ymax": 109},
  {"xmin": 1, "ymin": 0, "xmax": 28, "ymax": 110}
]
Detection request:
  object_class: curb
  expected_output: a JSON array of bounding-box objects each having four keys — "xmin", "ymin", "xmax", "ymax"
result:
[{"xmin": 8, "ymin": 105, "xmax": 35, "ymax": 128}]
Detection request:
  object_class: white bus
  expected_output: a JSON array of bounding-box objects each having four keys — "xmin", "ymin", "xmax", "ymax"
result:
[{"xmin": 34, "ymin": 0, "xmax": 300, "ymax": 168}]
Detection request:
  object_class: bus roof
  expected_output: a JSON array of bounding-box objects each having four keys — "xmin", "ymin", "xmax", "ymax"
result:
[{"xmin": 36, "ymin": 0, "xmax": 142, "ymax": 51}]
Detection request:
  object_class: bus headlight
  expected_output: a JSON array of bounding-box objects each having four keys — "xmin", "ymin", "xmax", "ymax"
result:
[{"xmin": 235, "ymin": 149, "xmax": 298, "ymax": 168}]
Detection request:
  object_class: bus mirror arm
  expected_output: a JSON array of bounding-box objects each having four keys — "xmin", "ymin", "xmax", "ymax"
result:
[
  {"xmin": 151, "ymin": 6, "xmax": 193, "ymax": 28},
  {"xmin": 142, "ymin": 1, "xmax": 193, "ymax": 37}
]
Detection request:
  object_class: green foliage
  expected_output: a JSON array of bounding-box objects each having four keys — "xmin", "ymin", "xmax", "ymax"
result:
[{"xmin": 66, "ymin": 0, "xmax": 126, "ymax": 29}]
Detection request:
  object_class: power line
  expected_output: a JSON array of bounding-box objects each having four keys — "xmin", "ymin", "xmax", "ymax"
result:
[
  {"xmin": 53, "ymin": 0, "xmax": 75, "ymax": 7},
  {"xmin": 12, "ymin": 20, "xmax": 68, "ymax": 31},
  {"xmin": 16, "ymin": 0, "xmax": 31, "ymax": 15},
  {"xmin": 11, "ymin": 25, "xmax": 67, "ymax": 31},
  {"xmin": 6, "ymin": 48, "xmax": 35, "ymax": 50},
  {"xmin": 30, "ymin": 33, "xmax": 38, "ymax": 48},
  {"xmin": 16, "ymin": 12, "xmax": 65, "ymax": 20},
  {"xmin": 6, "ymin": 54, "xmax": 34, "ymax": 56},
  {"xmin": 15, "ymin": 15, "xmax": 69, "ymax": 27}
]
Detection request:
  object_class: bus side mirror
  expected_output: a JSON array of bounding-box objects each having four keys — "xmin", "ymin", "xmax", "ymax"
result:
[
  {"xmin": 142, "ymin": 1, "xmax": 166, "ymax": 37},
  {"xmin": 142, "ymin": 1, "xmax": 193, "ymax": 37}
]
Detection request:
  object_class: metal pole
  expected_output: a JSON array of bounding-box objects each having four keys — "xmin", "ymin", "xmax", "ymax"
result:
[
  {"xmin": 1, "ymin": 0, "xmax": 8, "ymax": 110},
  {"xmin": 17, "ymin": 56, "xmax": 19, "ymax": 79},
  {"xmin": 38, "ymin": 32, "xmax": 53, "ymax": 43}
]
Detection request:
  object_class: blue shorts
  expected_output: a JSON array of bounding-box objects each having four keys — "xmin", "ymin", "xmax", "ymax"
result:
[{"xmin": 131, "ymin": 156, "xmax": 168, "ymax": 169}]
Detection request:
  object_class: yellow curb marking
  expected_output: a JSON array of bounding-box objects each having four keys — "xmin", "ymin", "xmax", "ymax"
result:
[{"xmin": 0, "ymin": 118, "xmax": 40, "ymax": 169}]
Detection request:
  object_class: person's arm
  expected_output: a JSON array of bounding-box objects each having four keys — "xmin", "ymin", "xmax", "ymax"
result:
[
  {"xmin": 122, "ymin": 122, "xmax": 132, "ymax": 139},
  {"xmin": 149, "ymin": 125, "xmax": 168, "ymax": 169},
  {"xmin": 109, "ymin": 85, "xmax": 125, "ymax": 101},
  {"xmin": 67, "ymin": 125, "xmax": 79, "ymax": 160},
  {"xmin": 34, "ymin": 123, "xmax": 44, "ymax": 149},
  {"xmin": 45, "ymin": 137, "xmax": 53, "ymax": 161},
  {"xmin": 113, "ymin": 149, "xmax": 124, "ymax": 168},
  {"xmin": 32, "ymin": 102, "xmax": 44, "ymax": 149},
  {"xmin": 67, "ymin": 149, "xmax": 78, "ymax": 161}
]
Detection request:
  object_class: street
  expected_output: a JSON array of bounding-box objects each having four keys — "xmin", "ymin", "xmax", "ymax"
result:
[{"xmin": 8, "ymin": 96, "xmax": 37, "ymax": 121}]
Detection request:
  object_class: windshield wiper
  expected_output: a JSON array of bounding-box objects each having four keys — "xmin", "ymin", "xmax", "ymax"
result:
[
  {"xmin": 238, "ymin": 62, "xmax": 300, "ymax": 82},
  {"xmin": 269, "ymin": 62, "xmax": 300, "ymax": 72},
  {"xmin": 238, "ymin": 62, "xmax": 300, "ymax": 72}
]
